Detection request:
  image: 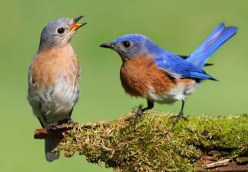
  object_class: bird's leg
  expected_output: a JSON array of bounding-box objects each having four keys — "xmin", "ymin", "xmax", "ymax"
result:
[
  {"xmin": 68, "ymin": 108, "xmax": 74, "ymax": 119},
  {"xmin": 170, "ymin": 100, "xmax": 188, "ymax": 125},
  {"xmin": 47, "ymin": 119, "xmax": 72, "ymax": 128},
  {"xmin": 61, "ymin": 108, "xmax": 76, "ymax": 125},
  {"xmin": 133, "ymin": 100, "xmax": 154, "ymax": 130},
  {"xmin": 44, "ymin": 109, "xmax": 76, "ymax": 129},
  {"xmin": 38, "ymin": 115, "xmax": 57, "ymax": 129},
  {"xmin": 58, "ymin": 118, "xmax": 73, "ymax": 125},
  {"xmin": 39, "ymin": 113, "xmax": 58, "ymax": 128},
  {"xmin": 65, "ymin": 118, "xmax": 76, "ymax": 125},
  {"xmin": 38, "ymin": 117, "xmax": 45, "ymax": 128}
]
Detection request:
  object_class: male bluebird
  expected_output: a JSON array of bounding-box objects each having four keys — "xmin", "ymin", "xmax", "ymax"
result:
[
  {"xmin": 100, "ymin": 23, "xmax": 238, "ymax": 129},
  {"xmin": 27, "ymin": 16, "xmax": 86, "ymax": 161}
]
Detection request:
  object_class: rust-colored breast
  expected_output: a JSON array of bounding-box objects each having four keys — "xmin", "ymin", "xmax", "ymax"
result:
[
  {"xmin": 30, "ymin": 45, "xmax": 80, "ymax": 92},
  {"xmin": 120, "ymin": 55, "xmax": 177, "ymax": 98}
]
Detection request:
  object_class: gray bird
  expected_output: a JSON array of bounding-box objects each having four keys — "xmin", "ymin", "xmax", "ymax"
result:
[{"xmin": 28, "ymin": 16, "xmax": 86, "ymax": 161}]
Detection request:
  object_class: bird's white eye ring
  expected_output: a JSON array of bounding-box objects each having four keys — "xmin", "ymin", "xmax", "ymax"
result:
[{"xmin": 57, "ymin": 27, "xmax": 65, "ymax": 34}]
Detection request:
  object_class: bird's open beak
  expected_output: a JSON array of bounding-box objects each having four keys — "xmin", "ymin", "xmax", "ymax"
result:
[
  {"xmin": 69, "ymin": 16, "xmax": 87, "ymax": 33},
  {"xmin": 100, "ymin": 43, "xmax": 114, "ymax": 49}
]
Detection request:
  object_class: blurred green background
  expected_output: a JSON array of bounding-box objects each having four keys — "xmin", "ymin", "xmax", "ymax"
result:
[{"xmin": 0, "ymin": 0, "xmax": 247, "ymax": 171}]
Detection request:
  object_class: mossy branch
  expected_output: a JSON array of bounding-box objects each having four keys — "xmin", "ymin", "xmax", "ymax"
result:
[{"xmin": 34, "ymin": 112, "xmax": 248, "ymax": 172}]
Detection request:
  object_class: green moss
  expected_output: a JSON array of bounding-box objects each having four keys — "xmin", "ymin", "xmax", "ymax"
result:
[{"xmin": 56, "ymin": 113, "xmax": 248, "ymax": 172}]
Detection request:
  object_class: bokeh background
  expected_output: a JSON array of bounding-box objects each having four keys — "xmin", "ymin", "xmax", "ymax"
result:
[{"xmin": 0, "ymin": 0, "xmax": 247, "ymax": 171}]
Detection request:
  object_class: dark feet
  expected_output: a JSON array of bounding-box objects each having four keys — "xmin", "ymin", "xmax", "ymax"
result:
[
  {"xmin": 133, "ymin": 105, "xmax": 144, "ymax": 131},
  {"xmin": 131, "ymin": 100, "xmax": 154, "ymax": 131},
  {"xmin": 170, "ymin": 112, "xmax": 188, "ymax": 125},
  {"xmin": 63, "ymin": 118, "xmax": 76, "ymax": 125},
  {"xmin": 47, "ymin": 122, "xmax": 59, "ymax": 129},
  {"xmin": 58, "ymin": 118, "xmax": 76, "ymax": 125},
  {"xmin": 47, "ymin": 118, "xmax": 75, "ymax": 129}
]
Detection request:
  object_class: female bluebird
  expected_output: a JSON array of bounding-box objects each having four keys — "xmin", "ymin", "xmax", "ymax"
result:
[
  {"xmin": 28, "ymin": 16, "xmax": 86, "ymax": 161},
  {"xmin": 100, "ymin": 23, "xmax": 238, "ymax": 129}
]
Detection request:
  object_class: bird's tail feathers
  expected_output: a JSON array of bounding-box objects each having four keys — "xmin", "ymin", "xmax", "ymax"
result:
[
  {"xmin": 186, "ymin": 23, "xmax": 238, "ymax": 68},
  {"xmin": 45, "ymin": 139, "xmax": 60, "ymax": 162}
]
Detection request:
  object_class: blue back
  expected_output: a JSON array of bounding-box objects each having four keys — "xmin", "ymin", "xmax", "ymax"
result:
[
  {"xmin": 152, "ymin": 23, "xmax": 238, "ymax": 80},
  {"xmin": 107, "ymin": 23, "xmax": 238, "ymax": 81}
]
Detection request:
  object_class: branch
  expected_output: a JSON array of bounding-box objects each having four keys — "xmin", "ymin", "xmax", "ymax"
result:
[{"xmin": 34, "ymin": 112, "xmax": 248, "ymax": 171}]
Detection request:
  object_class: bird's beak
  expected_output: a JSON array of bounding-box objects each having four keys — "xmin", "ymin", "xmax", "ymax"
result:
[
  {"xmin": 100, "ymin": 43, "xmax": 114, "ymax": 49},
  {"xmin": 69, "ymin": 16, "xmax": 87, "ymax": 33}
]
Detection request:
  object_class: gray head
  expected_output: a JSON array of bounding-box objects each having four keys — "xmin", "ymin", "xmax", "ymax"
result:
[
  {"xmin": 39, "ymin": 16, "xmax": 86, "ymax": 50},
  {"xmin": 100, "ymin": 34, "xmax": 160, "ymax": 60}
]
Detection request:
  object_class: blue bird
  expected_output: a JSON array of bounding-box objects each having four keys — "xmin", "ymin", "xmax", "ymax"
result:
[{"xmin": 100, "ymin": 23, "xmax": 238, "ymax": 128}]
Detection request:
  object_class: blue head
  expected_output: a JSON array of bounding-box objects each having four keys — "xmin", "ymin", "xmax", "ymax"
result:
[{"xmin": 100, "ymin": 34, "xmax": 162, "ymax": 60}]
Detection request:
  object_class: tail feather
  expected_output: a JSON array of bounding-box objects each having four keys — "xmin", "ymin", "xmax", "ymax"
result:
[
  {"xmin": 45, "ymin": 139, "xmax": 60, "ymax": 162},
  {"xmin": 186, "ymin": 23, "xmax": 238, "ymax": 67}
]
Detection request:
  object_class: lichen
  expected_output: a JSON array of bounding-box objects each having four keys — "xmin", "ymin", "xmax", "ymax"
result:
[{"xmin": 56, "ymin": 112, "xmax": 248, "ymax": 172}]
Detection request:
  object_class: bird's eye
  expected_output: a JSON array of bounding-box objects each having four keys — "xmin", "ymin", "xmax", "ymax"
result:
[
  {"xmin": 57, "ymin": 27, "xmax": 65, "ymax": 34},
  {"xmin": 122, "ymin": 41, "xmax": 131, "ymax": 48}
]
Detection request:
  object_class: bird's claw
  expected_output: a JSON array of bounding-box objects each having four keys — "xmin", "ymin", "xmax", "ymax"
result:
[
  {"xmin": 47, "ymin": 118, "xmax": 76, "ymax": 129},
  {"xmin": 170, "ymin": 113, "xmax": 188, "ymax": 125},
  {"xmin": 133, "ymin": 105, "xmax": 144, "ymax": 131},
  {"xmin": 65, "ymin": 118, "xmax": 76, "ymax": 125},
  {"xmin": 47, "ymin": 122, "xmax": 59, "ymax": 129}
]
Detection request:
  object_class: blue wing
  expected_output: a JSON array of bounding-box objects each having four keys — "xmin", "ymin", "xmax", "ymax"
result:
[
  {"xmin": 154, "ymin": 51, "xmax": 215, "ymax": 80},
  {"xmin": 153, "ymin": 23, "xmax": 238, "ymax": 80}
]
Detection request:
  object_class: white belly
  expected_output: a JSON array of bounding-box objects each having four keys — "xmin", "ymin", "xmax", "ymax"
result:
[
  {"xmin": 28, "ymin": 79, "xmax": 80, "ymax": 125},
  {"xmin": 147, "ymin": 81, "xmax": 200, "ymax": 104}
]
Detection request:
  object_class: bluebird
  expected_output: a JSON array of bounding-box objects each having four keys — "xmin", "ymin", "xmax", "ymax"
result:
[
  {"xmin": 27, "ymin": 16, "xmax": 86, "ymax": 161},
  {"xmin": 100, "ymin": 23, "xmax": 238, "ymax": 129}
]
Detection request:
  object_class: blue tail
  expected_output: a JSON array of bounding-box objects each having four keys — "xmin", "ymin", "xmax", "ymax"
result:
[{"xmin": 186, "ymin": 23, "xmax": 238, "ymax": 68}]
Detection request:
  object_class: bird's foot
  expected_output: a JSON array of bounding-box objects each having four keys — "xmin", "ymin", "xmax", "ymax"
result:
[
  {"xmin": 133, "ymin": 104, "xmax": 144, "ymax": 131},
  {"xmin": 47, "ymin": 122, "xmax": 59, "ymax": 129},
  {"xmin": 58, "ymin": 118, "xmax": 76, "ymax": 125},
  {"xmin": 47, "ymin": 118, "xmax": 76, "ymax": 129},
  {"xmin": 170, "ymin": 112, "xmax": 188, "ymax": 125},
  {"xmin": 66, "ymin": 119, "xmax": 78, "ymax": 127}
]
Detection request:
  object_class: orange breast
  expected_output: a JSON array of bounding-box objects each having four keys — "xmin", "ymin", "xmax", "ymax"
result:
[
  {"xmin": 120, "ymin": 55, "xmax": 177, "ymax": 98},
  {"xmin": 30, "ymin": 45, "xmax": 80, "ymax": 91}
]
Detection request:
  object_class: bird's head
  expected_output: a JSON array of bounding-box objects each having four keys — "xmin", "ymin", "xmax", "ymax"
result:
[
  {"xmin": 100, "ymin": 34, "xmax": 158, "ymax": 61},
  {"xmin": 39, "ymin": 16, "xmax": 86, "ymax": 50}
]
